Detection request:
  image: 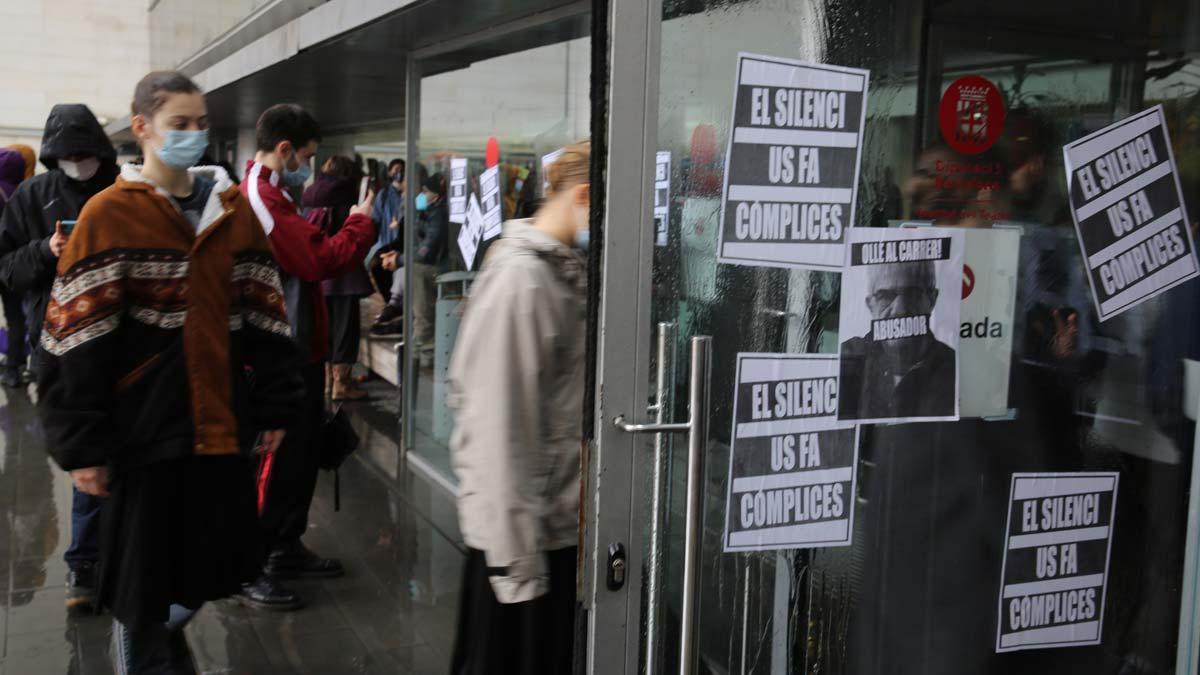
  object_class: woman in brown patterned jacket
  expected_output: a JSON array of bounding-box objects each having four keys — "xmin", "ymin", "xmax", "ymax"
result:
[{"xmin": 37, "ymin": 71, "xmax": 302, "ymax": 674}]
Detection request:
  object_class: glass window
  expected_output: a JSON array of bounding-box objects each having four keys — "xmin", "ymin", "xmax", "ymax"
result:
[
  {"xmin": 409, "ymin": 19, "xmax": 591, "ymax": 480},
  {"xmin": 637, "ymin": 0, "xmax": 1200, "ymax": 672}
]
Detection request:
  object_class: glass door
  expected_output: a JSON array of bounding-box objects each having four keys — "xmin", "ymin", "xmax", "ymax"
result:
[{"xmin": 590, "ymin": 0, "xmax": 1200, "ymax": 673}]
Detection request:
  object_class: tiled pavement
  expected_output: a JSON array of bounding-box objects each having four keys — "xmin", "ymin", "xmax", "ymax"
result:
[{"xmin": 0, "ymin": 378, "xmax": 466, "ymax": 675}]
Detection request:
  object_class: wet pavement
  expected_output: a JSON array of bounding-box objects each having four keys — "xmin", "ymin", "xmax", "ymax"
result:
[
  {"xmin": 0, "ymin": 388, "xmax": 115, "ymax": 674},
  {"xmin": 0, "ymin": 378, "xmax": 466, "ymax": 674}
]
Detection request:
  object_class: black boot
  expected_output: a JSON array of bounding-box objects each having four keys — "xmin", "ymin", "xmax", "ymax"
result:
[
  {"xmin": 239, "ymin": 574, "xmax": 303, "ymax": 611},
  {"xmin": 0, "ymin": 365, "xmax": 21, "ymax": 388},
  {"xmin": 65, "ymin": 561, "xmax": 97, "ymax": 613},
  {"xmin": 265, "ymin": 540, "xmax": 344, "ymax": 579}
]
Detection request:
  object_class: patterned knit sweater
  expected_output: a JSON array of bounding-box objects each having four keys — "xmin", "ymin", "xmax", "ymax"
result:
[{"xmin": 38, "ymin": 164, "xmax": 302, "ymax": 471}]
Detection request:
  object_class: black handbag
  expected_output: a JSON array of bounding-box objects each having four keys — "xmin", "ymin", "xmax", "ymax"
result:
[{"xmin": 319, "ymin": 405, "xmax": 360, "ymax": 511}]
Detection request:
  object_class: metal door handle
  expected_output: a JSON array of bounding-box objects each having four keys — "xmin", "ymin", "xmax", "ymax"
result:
[
  {"xmin": 612, "ymin": 333, "xmax": 712, "ymax": 675},
  {"xmin": 612, "ymin": 416, "xmax": 689, "ymax": 433}
]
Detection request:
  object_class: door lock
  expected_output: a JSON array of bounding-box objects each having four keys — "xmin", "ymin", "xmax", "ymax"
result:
[{"xmin": 607, "ymin": 542, "xmax": 627, "ymax": 590}]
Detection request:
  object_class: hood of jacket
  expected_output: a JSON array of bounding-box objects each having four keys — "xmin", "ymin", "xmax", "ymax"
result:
[
  {"xmin": 118, "ymin": 163, "xmax": 237, "ymax": 235},
  {"xmin": 0, "ymin": 149, "xmax": 23, "ymax": 198},
  {"xmin": 39, "ymin": 104, "xmax": 117, "ymax": 171},
  {"xmin": 489, "ymin": 219, "xmax": 587, "ymax": 293},
  {"xmin": 301, "ymin": 173, "xmax": 357, "ymax": 209}
]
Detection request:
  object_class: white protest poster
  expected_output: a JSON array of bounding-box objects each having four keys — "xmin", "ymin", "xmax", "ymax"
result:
[
  {"xmin": 458, "ymin": 195, "xmax": 485, "ymax": 271},
  {"xmin": 479, "ymin": 165, "xmax": 503, "ymax": 240},
  {"xmin": 717, "ymin": 53, "xmax": 869, "ymax": 271},
  {"xmin": 542, "ymin": 148, "xmax": 564, "ymax": 196},
  {"xmin": 959, "ymin": 227, "xmax": 1020, "ymax": 418},
  {"xmin": 724, "ymin": 354, "xmax": 859, "ymax": 552},
  {"xmin": 1063, "ymin": 105, "xmax": 1199, "ymax": 321},
  {"xmin": 449, "ymin": 157, "xmax": 468, "ymax": 224},
  {"xmin": 996, "ymin": 472, "xmax": 1119, "ymax": 653},
  {"xmin": 837, "ymin": 227, "xmax": 963, "ymax": 424},
  {"xmin": 654, "ymin": 151, "xmax": 671, "ymax": 247}
]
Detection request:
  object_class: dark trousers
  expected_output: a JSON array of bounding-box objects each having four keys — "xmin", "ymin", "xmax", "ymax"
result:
[
  {"xmin": 451, "ymin": 546, "xmax": 577, "ymax": 675},
  {"xmin": 258, "ymin": 363, "xmax": 324, "ymax": 549},
  {"xmin": 369, "ymin": 259, "xmax": 395, "ymax": 305},
  {"xmin": 325, "ymin": 296, "xmax": 361, "ymax": 365},
  {"xmin": 1, "ymin": 289, "xmax": 26, "ymax": 369},
  {"xmin": 64, "ymin": 487, "xmax": 102, "ymax": 569}
]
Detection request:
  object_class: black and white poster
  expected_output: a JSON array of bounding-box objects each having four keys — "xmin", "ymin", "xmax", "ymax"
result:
[
  {"xmin": 479, "ymin": 165, "xmax": 503, "ymax": 240},
  {"xmin": 717, "ymin": 52, "xmax": 869, "ymax": 271},
  {"xmin": 996, "ymin": 472, "xmax": 1119, "ymax": 653},
  {"xmin": 837, "ymin": 227, "xmax": 963, "ymax": 424},
  {"xmin": 1063, "ymin": 105, "xmax": 1198, "ymax": 321},
  {"xmin": 458, "ymin": 194, "xmax": 484, "ymax": 271},
  {"xmin": 654, "ymin": 151, "xmax": 671, "ymax": 247},
  {"xmin": 449, "ymin": 157, "xmax": 468, "ymax": 224},
  {"xmin": 724, "ymin": 353, "xmax": 859, "ymax": 552}
]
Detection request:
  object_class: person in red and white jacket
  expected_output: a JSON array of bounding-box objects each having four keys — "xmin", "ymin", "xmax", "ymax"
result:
[{"xmin": 239, "ymin": 103, "xmax": 376, "ymax": 611}]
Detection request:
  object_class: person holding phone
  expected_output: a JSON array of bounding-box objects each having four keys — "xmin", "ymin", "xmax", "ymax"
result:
[
  {"xmin": 0, "ymin": 103, "xmax": 120, "ymax": 614},
  {"xmin": 241, "ymin": 103, "xmax": 376, "ymax": 611},
  {"xmin": 38, "ymin": 70, "xmax": 302, "ymax": 673}
]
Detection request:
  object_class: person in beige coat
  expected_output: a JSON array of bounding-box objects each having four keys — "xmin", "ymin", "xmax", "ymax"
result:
[{"xmin": 447, "ymin": 140, "xmax": 590, "ymax": 675}]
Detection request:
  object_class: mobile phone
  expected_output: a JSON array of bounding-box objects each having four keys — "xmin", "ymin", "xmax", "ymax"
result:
[{"xmin": 60, "ymin": 220, "xmax": 77, "ymax": 234}]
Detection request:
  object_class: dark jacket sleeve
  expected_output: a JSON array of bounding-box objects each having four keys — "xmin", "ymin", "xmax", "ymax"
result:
[
  {"xmin": 234, "ymin": 231, "xmax": 305, "ymax": 430},
  {"xmin": 416, "ymin": 204, "xmax": 448, "ymax": 264},
  {"xmin": 37, "ymin": 209, "xmax": 121, "ymax": 470},
  {"xmin": 0, "ymin": 184, "xmax": 57, "ymax": 296}
]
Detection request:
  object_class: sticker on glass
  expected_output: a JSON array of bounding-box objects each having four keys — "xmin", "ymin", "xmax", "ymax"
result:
[
  {"xmin": 458, "ymin": 194, "xmax": 485, "ymax": 271},
  {"xmin": 996, "ymin": 472, "xmax": 1119, "ymax": 652},
  {"xmin": 449, "ymin": 157, "xmax": 468, "ymax": 224},
  {"xmin": 837, "ymin": 227, "xmax": 963, "ymax": 423},
  {"xmin": 1063, "ymin": 105, "xmax": 1199, "ymax": 321},
  {"xmin": 654, "ymin": 151, "xmax": 671, "ymax": 247},
  {"xmin": 717, "ymin": 53, "xmax": 870, "ymax": 271},
  {"xmin": 723, "ymin": 353, "xmax": 858, "ymax": 552},
  {"xmin": 961, "ymin": 227, "xmax": 1020, "ymax": 417},
  {"xmin": 479, "ymin": 165, "xmax": 503, "ymax": 240}
]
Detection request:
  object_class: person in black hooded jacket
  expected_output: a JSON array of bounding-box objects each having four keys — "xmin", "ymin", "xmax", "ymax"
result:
[
  {"xmin": 0, "ymin": 104, "xmax": 119, "ymax": 376},
  {"xmin": 0, "ymin": 103, "xmax": 119, "ymax": 614}
]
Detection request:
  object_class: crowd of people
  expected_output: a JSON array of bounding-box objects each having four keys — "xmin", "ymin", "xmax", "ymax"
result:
[{"xmin": 0, "ymin": 69, "xmax": 591, "ymax": 675}]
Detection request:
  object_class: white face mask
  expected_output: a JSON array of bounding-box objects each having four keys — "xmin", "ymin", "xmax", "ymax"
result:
[{"xmin": 60, "ymin": 158, "xmax": 100, "ymax": 182}]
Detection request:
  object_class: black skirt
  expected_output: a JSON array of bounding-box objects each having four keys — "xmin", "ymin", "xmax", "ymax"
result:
[
  {"xmin": 99, "ymin": 454, "xmax": 264, "ymax": 628},
  {"xmin": 450, "ymin": 546, "xmax": 577, "ymax": 675}
]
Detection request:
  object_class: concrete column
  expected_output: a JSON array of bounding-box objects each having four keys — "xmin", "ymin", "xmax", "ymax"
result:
[{"xmin": 236, "ymin": 127, "xmax": 257, "ymax": 174}]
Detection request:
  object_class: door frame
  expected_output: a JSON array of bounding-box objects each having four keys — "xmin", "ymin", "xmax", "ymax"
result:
[{"xmin": 585, "ymin": 0, "xmax": 665, "ymax": 673}]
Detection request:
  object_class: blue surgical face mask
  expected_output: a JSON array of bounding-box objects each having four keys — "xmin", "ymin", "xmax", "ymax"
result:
[
  {"xmin": 415, "ymin": 192, "xmax": 429, "ymax": 211},
  {"xmin": 282, "ymin": 153, "xmax": 312, "ymax": 187},
  {"xmin": 157, "ymin": 129, "xmax": 209, "ymax": 169},
  {"xmin": 575, "ymin": 227, "xmax": 590, "ymax": 251}
]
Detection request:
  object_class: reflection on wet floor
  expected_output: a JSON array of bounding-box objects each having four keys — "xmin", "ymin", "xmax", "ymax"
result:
[
  {"xmin": 185, "ymin": 379, "xmax": 464, "ymax": 674},
  {"xmin": 0, "ymin": 387, "xmax": 114, "ymax": 674},
  {"xmin": 0, "ymin": 379, "xmax": 464, "ymax": 674}
]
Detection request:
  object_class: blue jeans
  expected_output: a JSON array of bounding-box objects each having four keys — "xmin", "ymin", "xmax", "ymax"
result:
[{"xmin": 64, "ymin": 487, "xmax": 102, "ymax": 569}]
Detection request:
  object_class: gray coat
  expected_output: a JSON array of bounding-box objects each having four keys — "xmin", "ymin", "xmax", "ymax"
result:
[{"xmin": 448, "ymin": 220, "xmax": 586, "ymax": 604}]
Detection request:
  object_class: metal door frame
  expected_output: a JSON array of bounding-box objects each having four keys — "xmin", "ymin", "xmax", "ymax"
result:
[{"xmin": 585, "ymin": 0, "xmax": 665, "ymax": 673}]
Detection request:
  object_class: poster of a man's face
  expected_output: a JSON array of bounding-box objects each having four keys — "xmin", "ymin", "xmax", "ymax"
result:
[{"xmin": 838, "ymin": 227, "xmax": 964, "ymax": 423}]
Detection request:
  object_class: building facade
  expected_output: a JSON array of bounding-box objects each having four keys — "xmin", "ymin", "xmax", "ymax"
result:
[{"xmin": 0, "ymin": 0, "xmax": 149, "ymax": 154}]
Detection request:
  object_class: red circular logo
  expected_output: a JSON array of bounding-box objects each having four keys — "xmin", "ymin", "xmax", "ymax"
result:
[
  {"xmin": 962, "ymin": 264, "xmax": 975, "ymax": 299},
  {"xmin": 939, "ymin": 75, "xmax": 1005, "ymax": 155}
]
